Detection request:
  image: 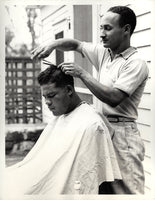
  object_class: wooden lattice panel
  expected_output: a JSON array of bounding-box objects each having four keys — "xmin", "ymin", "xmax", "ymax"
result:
[{"xmin": 5, "ymin": 57, "xmax": 42, "ymax": 124}]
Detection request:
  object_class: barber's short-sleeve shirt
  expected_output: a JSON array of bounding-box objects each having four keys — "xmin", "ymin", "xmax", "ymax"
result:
[{"xmin": 81, "ymin": 42, "xmax": 149, "ymax": 119}]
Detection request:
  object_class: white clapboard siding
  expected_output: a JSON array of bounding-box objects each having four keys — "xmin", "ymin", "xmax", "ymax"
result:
[
  {"xmin": 145, "ymin": 186, "xmax": 151, "ymax": 194},
  {"xmin": 131, "ymin": 29, "xmax": 151, "ymax": 48},
  {"xmin": 42, "ymin": 5, "xmax": 67, "ymax": 24},
  {"xmin": 41, "ymin": 5, "xmax": 70, "ymax": 43},
  {"xmin": 137, "ymin": 123, "xmax": 151, "ymax": 141},
  {"xmin": 143, "ymin": 140, "xmax": 151, "ymax": 157},
  {"xmin": 41, "ymin": 5, "xmax": 63, "ymax": 22},
  {"xmin": 42, "ymin": 6, "xmax": 69, "ymax": 30},
  {"xmin": 143, "ymin": 155, "xmax": 151, "ymax": 174},
  {"xmin": 42, "ymin": 20, "xmax": 54, "ymax": 33},
  {"xmin": 43, "ymin": 14, "xmax": 68, "ymax": 33},
  {"xmin": 137, "ymin": 46, "xmax": 151, "ymax": 62},
  {"xmin": 137, "ymin": 108, "xmax": 151, "ymax": 125},
  {"xmin": 42, "ymin": 20, "xmax": 67, "ymax": 43},
  {"xmin": 136, "ymin": 12, "xmax": 151, "ymax": 32},
  {"xmin": 129, "ymin": 2, "xmax": 151, "ymax": 16},
  {"xmin": 42, "ymin": 31, "xmax": 54, "ymax": 43},
  {"xmin": 144, "ymin": 77, "xmax": 151, "ymax": 93},
  {"xmin": 139, "ymin": 93, "xmax": 151, "ymax": 109},
  {"xmin": 144, "ymin": 171, "xmax": 151, "ymax": 191}
]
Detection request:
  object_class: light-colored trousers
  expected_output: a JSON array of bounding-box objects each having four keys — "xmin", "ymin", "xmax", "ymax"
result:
[{"xmin": 110, "ymin": 121, "xmax": 145, "ymax": 194}]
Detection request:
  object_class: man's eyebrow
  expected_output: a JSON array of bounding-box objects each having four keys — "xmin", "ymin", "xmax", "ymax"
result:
[
  {"xmin": 43, "ymin": 92, "xmax": 56, "ymax": 97},
  {"xmin": 100, "ymin": 23, "xmax": 110, "ymax": 27}
]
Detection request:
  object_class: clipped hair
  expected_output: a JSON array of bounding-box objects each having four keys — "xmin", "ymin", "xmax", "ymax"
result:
[
  {"xmin": 108, "ymin": 6, "xmax": 136, "ymax": 35},
  {"xmin": 37, "ymin": 64, "xmax": 74, "ymax": 87}
]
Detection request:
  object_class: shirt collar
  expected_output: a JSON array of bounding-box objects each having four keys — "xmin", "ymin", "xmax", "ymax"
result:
[
  {"xmin": 108, "ymin": 46, "xmax": 137, "ymax": 60},
  {"xmin": 120, "ymin": 46, "xmax": 137, "ymax": 60}
]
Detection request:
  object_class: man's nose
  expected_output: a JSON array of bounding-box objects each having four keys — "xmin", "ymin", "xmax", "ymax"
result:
[
  {"xmin": 100, "ymin": 29, "xmax": 106, "ymax": 37},
  {"xmin": 45, "ymin": 98, "xmax": 52, "ymax": 105},
  {"xmin": 100, "ymin": 32, "xmax": 107, "ymax": 42}
]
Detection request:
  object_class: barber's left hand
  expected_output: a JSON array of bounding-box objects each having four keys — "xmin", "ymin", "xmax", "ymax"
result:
[{"xmin": 58, "ymin": 62, "xmax": 85, "ymax": 78}]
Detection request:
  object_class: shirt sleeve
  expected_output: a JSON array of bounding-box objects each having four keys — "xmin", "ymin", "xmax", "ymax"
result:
[
  {"xmin": 81, "ymin": 42, "xmax": 105, "ymax": 72},
  {"xmin": 114, "ymin": 58, "xmax": 149, "ymax": 96}
]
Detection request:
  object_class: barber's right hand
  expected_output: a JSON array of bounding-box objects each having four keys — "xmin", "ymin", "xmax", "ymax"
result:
[{"xmin": 31, "ymin": 44, "xmax": 54, "ymax": 60}]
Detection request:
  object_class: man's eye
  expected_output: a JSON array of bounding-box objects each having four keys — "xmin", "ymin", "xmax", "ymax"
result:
[
  {"xmin": 44, "ymin": 94, "xmax": 56, "ymax": 99},
  {"xmin": 105, "ymin": 26, "xmax": 112, "ymax": 31},
  {"xmin": 48, "ymin": 94, "xmax": 55, "ymax": 98},
  {"xmin": 100, "ymin": 25, "xmax": 112, "ymax": 31}
]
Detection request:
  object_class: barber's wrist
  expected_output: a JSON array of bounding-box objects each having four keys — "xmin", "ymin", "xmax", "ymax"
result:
[
  {"xmin": 80, "ymin": 70, "xmax": 90, "ymax": 81},
  {"xmin": 49, "ymin": 39, "xmax": 62, "ymax": 50}
]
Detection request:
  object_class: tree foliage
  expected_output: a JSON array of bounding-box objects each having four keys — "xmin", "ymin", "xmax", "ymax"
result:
[
  {"xmin": 26, "ymin": 7, "xmax": 38, "ymax": 50},
  {"xmin": 5, "ymin": 6, "xmax": 40, "ymax": 57}
]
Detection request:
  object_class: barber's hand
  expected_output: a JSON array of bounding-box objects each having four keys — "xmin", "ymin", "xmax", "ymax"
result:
[
  {"xmin": 58, "ymin": 62, "xmax": 85, "ymax": 78},
  {"xmin": 31, "ymin": 44, "xmax": 55, "ymax": 59}
]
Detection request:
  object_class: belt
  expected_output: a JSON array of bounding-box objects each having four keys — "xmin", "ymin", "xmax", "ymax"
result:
[{"xmin": 107, "ymin": 116, "xmax": 135, "ymax": 123}]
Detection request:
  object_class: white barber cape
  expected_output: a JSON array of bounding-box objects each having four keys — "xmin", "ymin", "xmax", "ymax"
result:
[{"xmin": 4, "ymin": 103, "xmax": 121, "ymax": 196}]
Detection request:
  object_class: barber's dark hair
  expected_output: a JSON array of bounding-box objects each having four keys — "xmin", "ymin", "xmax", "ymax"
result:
[
  {"xmin": 37, "ymin": 64, "xmax": 74, "ymax": 87},
  {"xmin": 108, "ymin": 6, "xmax": 136, "ymax": 35}
]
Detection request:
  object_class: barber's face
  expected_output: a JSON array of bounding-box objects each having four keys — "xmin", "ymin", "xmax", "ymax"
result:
[
  {"xmin": 42, "ymin": 83, "xmax": 71, "ymax": 116},
  {"xmin": 100, "ymin": 11, "xmax": 125, "ymax": 51}
]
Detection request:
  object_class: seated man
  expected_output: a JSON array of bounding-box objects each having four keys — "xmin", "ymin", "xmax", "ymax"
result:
[{"xmin": 4, "ymin": 64, "xmax": 121, "ymax": 196}]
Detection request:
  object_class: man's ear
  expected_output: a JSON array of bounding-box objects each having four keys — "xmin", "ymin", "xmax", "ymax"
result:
[
  {"xmin": 124, "ymin": 24, "xmax": 131, "ymax": 35},
  {"xmin": 66, "ymin": 85, "xmax": 74, "ymax": 96}
]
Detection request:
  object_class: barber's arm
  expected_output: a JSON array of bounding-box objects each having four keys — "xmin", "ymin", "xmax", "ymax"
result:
[
  {"xmin": 31, "ymin": 38, "xmax": 82, "ymax": 59},
  {"xmin": 80, "ymin": 71, "xmax": 127, "ymax": 107},
  {"xmin": 59, "ymin": 62, "xmax": 127, "ymax": 107}
]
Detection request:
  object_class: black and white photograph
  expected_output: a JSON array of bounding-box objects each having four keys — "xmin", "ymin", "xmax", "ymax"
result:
[{"xmin": 0, "ymin": 0, "xmax": 155, "ymax": 199}]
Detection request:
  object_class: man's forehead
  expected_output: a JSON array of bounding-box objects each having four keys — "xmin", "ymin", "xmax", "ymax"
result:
[
  {"xmin": 41, "ymin": 83, "xmax": 58, "ymax": 94},
  {"xmin": 42, "ymin": 83, "xmax": 56, "ymax": 89},
  {"xmin": 101, "ymin": 11, "xmax": 120, "ymax": 25}
]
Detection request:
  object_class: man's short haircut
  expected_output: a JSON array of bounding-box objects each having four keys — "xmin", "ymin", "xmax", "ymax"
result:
[
  {"xmin": 108, "ymin": 6, "xmax": 136, "ymax": 35},
  {"xmin": 37, "ymin": 64, "xmax": 74, "ymax": 87}
]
